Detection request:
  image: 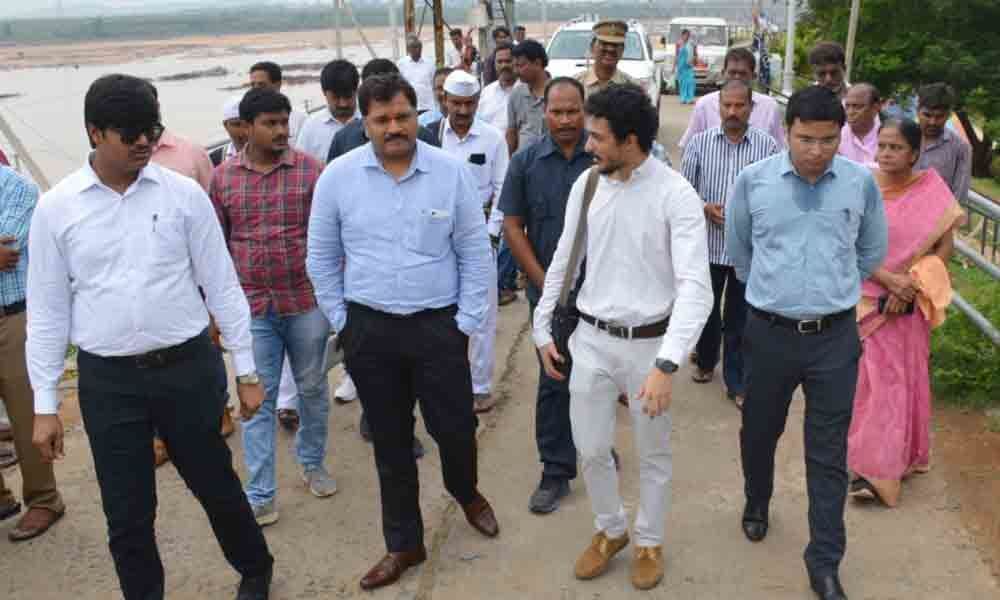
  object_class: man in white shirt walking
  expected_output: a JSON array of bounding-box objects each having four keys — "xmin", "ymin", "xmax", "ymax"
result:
[
  {"xmin": 294, "ymin": 59, "xmax": 360, "ymax": 162},
  {"xmin": 397, "ymin": 34, "xmax": 436, "ymax": 115},
  {"xmin": 534, "ymin": 84, "xmax": 712, "ymax": 591},
  {"xmin": 28, "ymin": 74, "xmax": 273, "ymax": 600},
  {"xmin": 430, "ymin": 70, "xmax": 510, "ymax": 414},
  {"xmin": 478, "ymin": 42, "xmax": 517, "ymax": 132}
]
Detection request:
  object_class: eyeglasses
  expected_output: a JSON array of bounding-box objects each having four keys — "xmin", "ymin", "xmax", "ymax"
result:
[
  {"xmin": 111, "ymin": 123, "xmax": 165, "ymax": 146},
  {"xmin": 794, "ymin": 135, "xmax": 839, "ymax": 149}
]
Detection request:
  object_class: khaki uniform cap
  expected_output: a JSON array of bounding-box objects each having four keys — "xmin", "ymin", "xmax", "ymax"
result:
[{"xmin": 592, "ymin": 20, "xmax": 628, "ymax": 44}]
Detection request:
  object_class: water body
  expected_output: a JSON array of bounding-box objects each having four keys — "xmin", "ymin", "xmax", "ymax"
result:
[{"xmin": 1, "ymin": 39, "xmax": 427, "ymax": 183}]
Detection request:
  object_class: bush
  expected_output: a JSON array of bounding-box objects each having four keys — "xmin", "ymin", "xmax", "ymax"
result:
[
  {"xmin": 991, "ymin": 154, "xmax": 1000, "ymax": 184},
  {"xmin": 931, "ymin": 258, "xmax": 1000, "ymax": 408}
]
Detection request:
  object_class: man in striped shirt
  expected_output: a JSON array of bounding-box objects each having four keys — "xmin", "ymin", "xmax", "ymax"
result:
[{"xmin": 680, "ymin": 79, "xmax": 778, "ymax": 406}]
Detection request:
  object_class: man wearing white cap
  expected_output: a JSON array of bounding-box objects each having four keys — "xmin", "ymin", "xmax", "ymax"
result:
[
  {"xmin": 211, "ymin": 95, "xmax": 249, "ymax": 166},
  {"xmin": 425, "ymin": 70, "xmax": 509, "ymax": 414}
]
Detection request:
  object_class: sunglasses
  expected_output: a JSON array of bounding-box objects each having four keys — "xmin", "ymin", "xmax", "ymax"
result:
[{"xmin": 110, "ymin": 123, "xmax": 165, "ymax": 146}]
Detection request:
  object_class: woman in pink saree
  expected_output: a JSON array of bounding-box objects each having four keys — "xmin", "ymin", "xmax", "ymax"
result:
[{"xmin": 847, "ymin": 118, "xmax": 965, "ymax": 507}]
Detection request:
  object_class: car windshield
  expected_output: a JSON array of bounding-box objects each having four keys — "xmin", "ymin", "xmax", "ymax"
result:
[
  {"xmin": 668, "ymin": 24, "xmax": 727, "ymax": 46},
  {"xmin": 547, "ymin": 30, "xmax": 645, "ymax": 61}
]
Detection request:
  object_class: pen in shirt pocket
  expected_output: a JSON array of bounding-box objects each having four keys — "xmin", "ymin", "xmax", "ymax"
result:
[{"xmin": 153, "ymin": 213, "xmax": 158, "ymax": 232}]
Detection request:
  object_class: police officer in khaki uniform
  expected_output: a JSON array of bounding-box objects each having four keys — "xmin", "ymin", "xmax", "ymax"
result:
[{"xmin": 575, "ymin": 20, "xmax": 638, "ymax": 99}]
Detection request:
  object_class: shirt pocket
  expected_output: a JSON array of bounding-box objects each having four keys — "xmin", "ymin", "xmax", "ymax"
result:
[
  {"xmin": 150, "ymin": 216, "xmax": 189, "ymax": 266},
  {"xmin": 405, "ymin": 208, "xmax": 452, "ymax": 257},
  {"xmin": 815, "ymin": 206, "xmax": 862, "ymax": 254}
]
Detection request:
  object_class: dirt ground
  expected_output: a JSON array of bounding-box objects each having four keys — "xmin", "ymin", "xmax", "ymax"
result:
[{"xmin": 1, "ymin": 97, "xmax": 999, "ymax": 599}]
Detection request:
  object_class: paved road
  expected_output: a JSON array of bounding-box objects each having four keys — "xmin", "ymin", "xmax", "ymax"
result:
[{"xmin": 1, "ymin": 96, "xmax": 997, "ymax": 599}]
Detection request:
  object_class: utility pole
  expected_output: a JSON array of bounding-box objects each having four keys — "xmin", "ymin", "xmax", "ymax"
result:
[
  {"xmin": 404, "ymin": 0, "xmax": 415, "ymax": 35},
  {"xmin": 433, "ymin": 0, "xmax": 445, "ymax": 68},
  {"xmin": 781, "ymin": 0, "xmax": 796, "ymax": 97},
  {"xmin": 333, "ymin": 0, "xmax": 343, "ymax": 59},
  {"xmin": 845, "ymin": 0, "xmax": 861, "ymax": 81}
]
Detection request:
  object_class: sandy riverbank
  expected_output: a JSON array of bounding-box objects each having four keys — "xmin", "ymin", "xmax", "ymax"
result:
[{"xmin": 0, "ymin": 23, "xmax": 548, "ymax": 72}]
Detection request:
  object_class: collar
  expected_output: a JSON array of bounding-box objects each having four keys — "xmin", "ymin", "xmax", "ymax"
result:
[
  {"xmin": 848, "ymin": 115, "xmax": 880, "ymax": 144},
  {"xmin": 538, "ymin": 132, "xmax": 589, "ymax": 160},
  {"xmin": 714, "ymin": 125, "xmax": 751, "ymax": 144},
  {"xmin": 923, "ymin": 127, "xmax": 955, "ymax": 151},
  {"xmin": 583, "ymin": 67, "xmax": 625, "ymax": 87},
  {"xmin": 78, "ymin": 152, "xmax": 162, "ymax": 194},
  {"xmin": 237, "ymin": 148, "xmax": 298, "ymax": 173},
  {"xmin": 360, "ymin": 140, "xmax": 433, "ymax": 177},
  {"xmin": 779, "ymin": 151, "xmax": 837, "ymax": 182},
  {"xmin": 443, "ymin": 116, "xmax": 482, "ymax": 142},
  {"xmin": 325, "ymin": 108, "xmax": 360, "ymax": 126}
]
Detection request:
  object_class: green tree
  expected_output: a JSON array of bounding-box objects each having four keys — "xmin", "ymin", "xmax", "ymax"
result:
[{"xmin": 797, "ymin": 0, "xmax": 999, "ymax": 178}]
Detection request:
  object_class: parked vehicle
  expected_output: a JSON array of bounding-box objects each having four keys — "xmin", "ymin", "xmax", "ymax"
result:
[
  {"xmin": 545, "ymin": 17, "xmax": 666, "ymax": 109},
  {"xmin": 659, "ymin": 16, "xmax": 729, "ymax": 94}
]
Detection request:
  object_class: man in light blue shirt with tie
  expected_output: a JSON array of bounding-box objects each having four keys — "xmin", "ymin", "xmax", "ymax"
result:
[
  {"xmin": 726, "ymin": 85, "xmax": 888, "ymax": 600},
  {"xmin": 306, "ymin": 73, "xmax": 499, "ymax": 591}
]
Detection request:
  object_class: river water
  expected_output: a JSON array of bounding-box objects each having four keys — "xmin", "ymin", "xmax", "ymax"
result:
[{"xmin": 0, "ymin": 38, "xmax": 426, "ymax": 184}]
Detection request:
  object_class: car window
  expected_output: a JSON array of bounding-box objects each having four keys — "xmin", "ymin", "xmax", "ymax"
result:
[
  {"xmin": 548, "ymin": 30, "xmax": 646, "ymax": 61},
  {"xmin": 667, "ymin": 24, "xmax": 727, "ymax": 46}
]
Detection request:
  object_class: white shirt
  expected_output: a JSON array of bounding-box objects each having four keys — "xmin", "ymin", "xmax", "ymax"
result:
[
  {"xmin": 289, "ymin": 108, "xmax": 308, "ymax": 142},
  {"xmin": 294, "ymin": 107, "xmax": 358, "ymax": 162},
  {"xmin": 478, "ymin": 80, "xmax": 515, "ymax": 132},
  {"xmin": 445, "ymin": 44, "xmax": 463, "ymax": 69},
  {"xmin": 533, "ymin": 156, "xmax": 713, "ymax": 364},
  {"xmin": 440, "ymin": 117, "xmax": 509, "ymax": 238},
  {"xmin": 26, "ymin": 160, "xmax": 255, "ymax": 414},
  {"xmin": 678, "ymin": 90, "xmax": 787, "ymax": 150},
  {"xmin": 397, "ymin": 55, "xmax": 436, "ymax": 112}
]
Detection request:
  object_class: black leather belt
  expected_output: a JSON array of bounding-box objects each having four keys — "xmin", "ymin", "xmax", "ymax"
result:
[
  {"xmin": 750, "ymin": 306, "xmax": 853, "ymax": 334},
  {"xmin": 579, "ymin": 312, "xmax": 670, "ymax": 340},
  {"xmin": 93, "ymin": 329, "xmax": 208, "ymax": 369},
  {"xmin": 0, "ymin": 300, "xmax": 25, "ymax": 317}
]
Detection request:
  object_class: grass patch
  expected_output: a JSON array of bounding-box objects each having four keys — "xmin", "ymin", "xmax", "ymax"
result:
[
  {"xmin": 972, "ymin": 177, "xmax": 1000, "ymax": 201},
  {"xmin": 931, "ymin": 257, "xmax": 1000, "ymax": 409}
]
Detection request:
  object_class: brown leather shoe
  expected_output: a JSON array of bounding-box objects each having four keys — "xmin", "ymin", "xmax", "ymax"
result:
[
  {"xmin": 153, "ymin": 437, "xmax": 169, "ymax": 467},
  {"xmin": 220, "ymin": 406, "xmax": 235, "ymax": 438},
  {"xmin": 8, "ymin": 506, "xmax": 65, "ymax": 542},
  {"xmin": 462, "ymin": 494, "xmax": 499, "ymax": 538},
  {"xmin": 631, "ymin": 545, "xmax": 664, "ymax": 590},
  {"xmin": 574, "ymin": 531, "xmax": 629, "ymax": 580},
  {"xmin": 359, "ymin": 547, "xmax": 427, "ymax": 590}
]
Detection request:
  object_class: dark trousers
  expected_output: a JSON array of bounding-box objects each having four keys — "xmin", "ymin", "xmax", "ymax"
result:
[
  {"xmin": 78, "ymin": 333, "xmax": 273, "ymax": 600},
  {"xmin": 342, "ymin": 302, "xmax": 479, "ymax": 552},
  {"xmin": 740, "ymin": 308, "xmax": 861, "ymax": 577},
  {"xmin": 497, "ymin": 239, "xmax": 518, "ymax": 292},
  {"xmin": 694, "ymin": 264, "xmax": 748, "ymax": 395},
  {"xmin": 530, "ymin": 303, "xmax": 577, "ymax": 481}
]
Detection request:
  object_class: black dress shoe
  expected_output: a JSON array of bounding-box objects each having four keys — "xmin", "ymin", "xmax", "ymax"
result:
[
  {"xmin": 528, "ymin": 477, "xmax": 570, "ymax": 514},
  {"xmin": 236, "ymin": 566, "xmax": 272, "ymax": 600},
  {"xmin": 810, "ymin": 573, "xmax": 847, "ymax": 600},
  {"xmin": 741, "ymin": 502, "xmax": 768, "ymax": 542}
]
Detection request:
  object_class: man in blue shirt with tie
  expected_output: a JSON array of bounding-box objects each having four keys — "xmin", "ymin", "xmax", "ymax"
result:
[
  {"xmin": 307, "ymin": 73, "xmax": 498, "ymax": 591},
  {"xmin": 726, "ymin": 85, "xmax": 888, "ymax": 600}
]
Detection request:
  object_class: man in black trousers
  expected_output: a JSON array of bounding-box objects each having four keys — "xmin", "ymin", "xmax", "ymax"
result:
[
  {"xmin": 27, "ymin": 74, "xmax": 274, "ymax": 600},
  {"xmin": 726, "ymin": 86, "xmax": 888, "ymax": 600}
]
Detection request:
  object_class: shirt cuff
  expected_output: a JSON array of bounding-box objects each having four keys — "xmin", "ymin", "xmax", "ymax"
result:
[
  {"xmin": 231, "ymin": 348, "xmax": 256, "ymax": 377},
  {"xmin": 532, "ymin": 328, "xmax": 554, "ymax": 349},
  {"xmin": 656, "ymin": 337, "xmax": 684, "ymax": 366},
  {"xmin": 332, "ymin": 308, "xmax": 347, "ymax": 334},
  {"xmin": 456, "ymin": 314, "xmax": 477, "ymax": 337},
  {"xmin": 34, "ymin": 388, "xmax": 60, "ymax": 415}
]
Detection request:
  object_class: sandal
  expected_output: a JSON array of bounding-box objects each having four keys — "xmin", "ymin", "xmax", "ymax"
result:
[{"xmin": 691, "ymin": 369, "xmax": 714, "ymax": 383}]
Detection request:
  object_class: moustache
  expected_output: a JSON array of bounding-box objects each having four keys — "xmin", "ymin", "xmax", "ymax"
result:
[{"xmin": 384, "ymin": 134, "xmax": 408, "ymax": 143}]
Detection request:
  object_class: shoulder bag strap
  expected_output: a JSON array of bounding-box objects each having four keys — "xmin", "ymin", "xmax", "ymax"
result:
[{"xmin": 558, "ymin": 167, "xmax": 601, "ymax": 307}]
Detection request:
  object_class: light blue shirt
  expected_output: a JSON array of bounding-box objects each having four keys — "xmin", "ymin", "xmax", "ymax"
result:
[
  {"xmin": 418, "ymin": 108, "xmax": 442, "ymax": 127},
  {"xmin": 726, "ymin": 152, "xmax": 888, "ymax": 319},
  {"xmin": 307, "ymin": 140, "xmax": 491, "ymax": 335},
  {"xmin": 0, "ymin": 166, "xmax": 38, "ymax": 305}
]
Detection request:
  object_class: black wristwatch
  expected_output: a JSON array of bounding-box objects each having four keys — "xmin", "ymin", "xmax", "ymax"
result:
[{"xmin": 654, "ymin": 359, "xmax": 679, "ymax": 374}]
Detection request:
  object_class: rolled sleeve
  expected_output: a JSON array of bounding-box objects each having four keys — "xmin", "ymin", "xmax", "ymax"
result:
[
  {"xmin": 855, "ymin": 173, "xmax": 889, "ymax": 280},
  {"xmin": 725, "ymin": 171, "xmax": 753, "ymax": 282},
  {"xmin": 306, "ymin": 166, "xmax": 348, "ymax": 332}
]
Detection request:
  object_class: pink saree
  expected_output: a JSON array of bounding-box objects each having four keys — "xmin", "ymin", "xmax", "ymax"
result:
[{"xmin": 847, "ymin": 169, "xmax": 964, "ymax": 506}]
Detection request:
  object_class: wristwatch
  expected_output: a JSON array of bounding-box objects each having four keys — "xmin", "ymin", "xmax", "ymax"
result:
[
  {"xmin": 236, "ymin": 372, "xmax": 260, "ymax": 385},
  {"xmin": 654, "ymin": 359, "xmax": 679, "ymax": 375}
]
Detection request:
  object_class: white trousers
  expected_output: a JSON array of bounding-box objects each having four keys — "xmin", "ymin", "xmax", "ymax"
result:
[
  {"xmin": 568, "ymin": 320, "xmax": 673, "ymax": 547},
  {"xmin": 469, "ymin": 249, "xmax": 498, "ymax": 395},
  {"xmin": 277, "ymin": 354, "xmax": 298, "ymax": 410}
]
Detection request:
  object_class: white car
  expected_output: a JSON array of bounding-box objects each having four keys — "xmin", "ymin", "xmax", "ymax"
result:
[
  {"xmin": 545, "ymin": 18, "xmax": 665, "ymax": 109},
  {"xmin": 659, "ymin": 16, "xmax": 730, "ymax": 94}
]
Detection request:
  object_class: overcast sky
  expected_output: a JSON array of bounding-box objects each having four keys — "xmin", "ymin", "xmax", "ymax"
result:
[{"xmin": 0, "ymin": 0, "xmax": 331, "ymax": 20}]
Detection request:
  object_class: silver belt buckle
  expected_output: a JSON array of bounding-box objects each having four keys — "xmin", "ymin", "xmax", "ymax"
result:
[
  {"xmin": 606, "ymin": 322, "xmax": 631, "ymax": 339},
  {"xmin": 797, "ymin": 319, "xmax": 823, "ymax": 334}
]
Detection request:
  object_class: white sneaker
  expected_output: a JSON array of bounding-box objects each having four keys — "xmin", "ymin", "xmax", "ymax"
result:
[
  {"xmin": 302, "ymin": 467, "xmax": 338, "ymax": 498},
  {"xmin": 252, "ymin": 501, "xmax": 279, "ymax": 527},
  {"xmin": 334, "ymin": 375, "xmax": 358, "ymax": 404}
]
